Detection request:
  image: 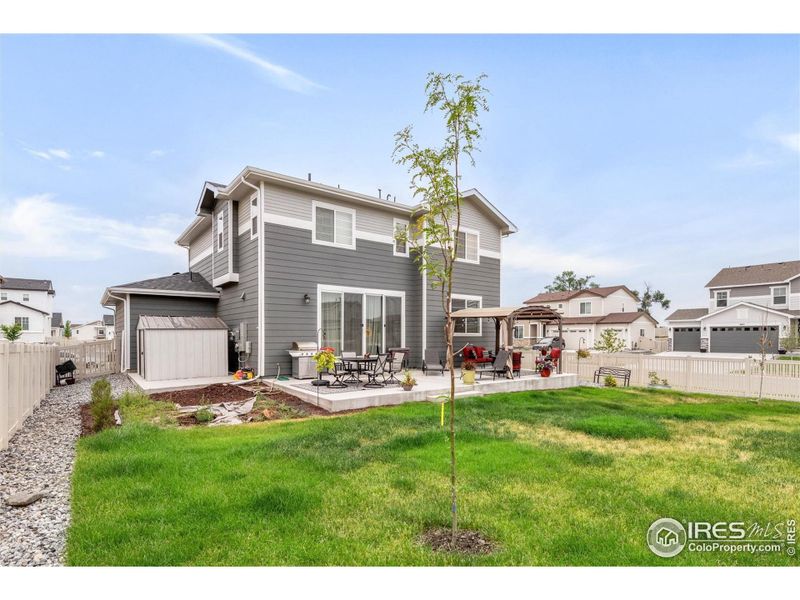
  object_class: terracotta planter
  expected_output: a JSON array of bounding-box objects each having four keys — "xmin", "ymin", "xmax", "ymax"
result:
[
  {"xmin": 462, "ymin": 370, "xmax": 476, "ymax": 385},
  {"xmin": 402, "ymin": 384, "xmax": 414, "ymax": 392},
  {"xmin": 540, "ymin": 368, "xmax": 551, "ymax": 378}
]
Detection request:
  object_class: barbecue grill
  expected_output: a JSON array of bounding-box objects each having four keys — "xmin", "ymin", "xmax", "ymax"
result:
[{"xmin": 287, "ymin": 341, "xmax": 318, "ymax": 379}]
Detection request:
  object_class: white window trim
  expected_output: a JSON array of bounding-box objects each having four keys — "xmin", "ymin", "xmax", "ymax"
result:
[
  {"xmin": 455, "ymin": 227, "xmax": 480, "ymax": 264},
  {"xmin": 715, "ymin": 290, "xmax": 729, "ymax": 308},
  {"xmin": 22, "ymin": 293, "xmax": 30, "ymax": 302},
  {"xmin": 250, "ymin": 194, "xmax": 259, "ymax": 241},
  {"xmin": 392, "ymin": 218, "xmax": 410, "ymax": 257},
  {"xmin": 451, "ymin": 293, "xmax": 482, "ymax": 336},
  {"xmin": 216, "ymin": 211, "xmax": 225, "ymax": 253},
  {"xmin": 770, "ymin": 285, "xmax": 788, "ymax": 306},
  {"xmin": 579, "ymin": 300, "xmax": 592, "ymax": 315},
  {"xmin": 513, "ymin": 324, "xmax": 525, "ymax": 339},
  {"xmin": 312, "ymin": 200, "xmax": 356, "ymax": 250}
]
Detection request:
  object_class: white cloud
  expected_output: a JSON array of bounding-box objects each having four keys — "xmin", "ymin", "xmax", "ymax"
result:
[
  {"xmin": 179, "ymin": 34, "xmax": 322, "ymax": 94},
  {"xmin": 149, "ymin": 149, "xmax": 167, "ymax": 158},
  {"xmin": 48, "ymin": 148, "xmax": 71, "ymax": 160},
  {"xmin": 26, "ymin": 148, "xmax": 52, "ymax": 160},
  {"xmin": 0, "ymin": 194, "xmax": 184, "ymax": 261},
  {"xmin": 503, "ymin": 237, "xmax": 639, "ymax": 278},
  {"xmin": 717, "ymin": 150, "xmax": 773, "ymax": 170},
  {"xmin": 90, "ymin": 150, "xmax": 106, "ymax": 158},
  {"xmin": 774, "ymin": 132, "xmax": 800, "ymax": 153}
]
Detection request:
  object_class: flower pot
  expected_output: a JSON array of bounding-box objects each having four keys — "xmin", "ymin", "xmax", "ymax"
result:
[
  {"xmin": 402, "ymin": 384, "xmax": 414, "ymax": 392},
  {"xmin": 540, "ymin": 368, "xmax": 551, "ymax": 378},
  {"xmin": 462, "ymin": 370, "xmax": 476, "ymax": 385}
]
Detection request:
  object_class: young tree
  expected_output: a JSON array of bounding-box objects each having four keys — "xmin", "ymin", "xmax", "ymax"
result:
[
  {"xmin": 1, "ymin": 322, "xmax": 23, "ymax": 342},
  {"xmin": 63, "ymin": 320, "xmax": 72, "ymax": 339},
  {"xmin": 394, "ymin": 72, "xmax": 488, "ymax": 542},
  {"xmin": 755, "ymin": 315, "xmax": 774, "ymax": 403},
  {"xmin": 544, "ymin": 270, "xmax": 599, "ymax": 292},
  {"xmin": 632, "ymin": 283, "xmax": 671, "ymax": 314},
  {"xmin": 593, "ymin": 329, "xmax": 625, "ymax": 353}
]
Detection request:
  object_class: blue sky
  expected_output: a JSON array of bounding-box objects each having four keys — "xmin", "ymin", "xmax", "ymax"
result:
[{"xmin": 1, "ymin": 34, "xmax": 798, "ymax": 323}]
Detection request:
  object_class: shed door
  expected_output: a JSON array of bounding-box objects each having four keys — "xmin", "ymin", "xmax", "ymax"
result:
[
  {"xmin": 673, "ymin": 327, "xmax": 701, "ymax": 351},
  {"xmin": 710, "ymin": 326, "xmax": 778, "ymax": 353}
]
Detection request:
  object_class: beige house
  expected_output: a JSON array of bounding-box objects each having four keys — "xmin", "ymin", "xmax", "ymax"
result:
[{"xmin": 522, "ymin": 285, "xmax": 658, "ymax": 350}]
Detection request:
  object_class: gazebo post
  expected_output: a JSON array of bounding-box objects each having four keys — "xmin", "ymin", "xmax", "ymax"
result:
[
  {"xmin": 494, "ymin": 317, "xmax": 501, "ymax": 355},
  {"xmin": 558, "ymin": 318, "xmax": 563, "ymax": 374}
]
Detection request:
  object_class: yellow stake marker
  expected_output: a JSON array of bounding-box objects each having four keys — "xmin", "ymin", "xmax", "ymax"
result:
[{"xmin": 440, "ymin": 402, "xmax": 444, "ymax": 427}]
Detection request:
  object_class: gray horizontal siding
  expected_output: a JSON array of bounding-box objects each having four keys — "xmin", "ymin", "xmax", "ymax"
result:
[
  {"xmin": 426, "ymin": 257, "xmax": 502, "ymax": 361},
  {"xmin": 193, "ymin": 255, "xmax": 213, "ymax": 284},
  {"xmin": 263, "ymin": 222, "xmax": 422, "ymax": 375},
  {"xmin": 127, "ymin": 295, "xmax": 218, "ymax": 371}
]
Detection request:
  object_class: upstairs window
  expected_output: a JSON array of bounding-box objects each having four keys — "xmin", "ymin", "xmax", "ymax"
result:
[
  {"xmin": 216, "ymin": 212, "xmax": 225, "ymax": 252},
  {"xmin": 313, "ymin": 202, "xmax": 355, "ymax": 249},
  {"xmin": 456, "ymin": 229, "xmax": 479, "ymax": 263},
  {"xmin": 772, "ymin": 286, "xmax": 787, "ymax": 306},
  {"xmin": 0, "ymin": 292, "xmax": 6, "ymax": 301},
  {"xmin": 452, "ymin": 296, "xmax": 482, "ymax": 335},
  {"xmin": 579, "ymin": 301, "xmax": 592, "ymax": 315},
  {"xmin": 14, "ymin": 317, "xmax": 29, "ymax": 330},
  {"xmin": 250, "ymin": 196, "xmax": 259, "ymax": 240},
  {"xmin": 715, "ymin": 291, "xmax": 728, "ymax": 308},
  {"xmin": 22, "ymin": 293, "xmax": 30, "ymax": 302},
  {"xmin": 393, "ymin": 219, "xmax": 409, "ymax": 257}
]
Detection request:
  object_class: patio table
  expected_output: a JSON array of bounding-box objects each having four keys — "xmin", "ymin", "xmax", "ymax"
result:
[{"xmin": 338, "ymin": 356, "xmax": 378, "ymax": 383}]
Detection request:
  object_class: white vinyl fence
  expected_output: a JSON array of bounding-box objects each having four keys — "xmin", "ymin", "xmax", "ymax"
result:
[
  {"xmin": 560, "ymin": 352, "xmax": 800, "ymax": 402},
  {"xmin": 0, "ymin": 341, "xmax": 60, "ymax": 450},
  {"xmin": 56, "ymin": 340, "xmax": 118, "ymax": 379}
]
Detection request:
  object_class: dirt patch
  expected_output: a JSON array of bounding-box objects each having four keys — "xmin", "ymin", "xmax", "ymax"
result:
[
  {"xmin": 420, "ymin": 528, "xmax": 496, "ymax": 555},
  {"xmin": 79, "ymin": 403, "xmax": 95, "ymax": 437},
  {"xmin": 150, "ymin": 383, "xmax": 253, "ymax": 406}
]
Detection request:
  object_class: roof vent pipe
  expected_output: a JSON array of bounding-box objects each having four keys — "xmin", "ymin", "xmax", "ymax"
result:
[
  {"xmin": 378, "ymin": 188, "xmax": 382, "ymax": 199},
  {"xmin": 308, "ymin": 173, "xmax": 311, "ymax": 181}
]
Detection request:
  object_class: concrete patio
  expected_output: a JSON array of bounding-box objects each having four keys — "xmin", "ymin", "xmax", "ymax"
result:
[
  {"xmin": 128, "ymin": 373, "xmax": 237, "ymax": 393},
  {"xmin": 270, "ymin": 369, "xmax": 578, "ymax": 412}
]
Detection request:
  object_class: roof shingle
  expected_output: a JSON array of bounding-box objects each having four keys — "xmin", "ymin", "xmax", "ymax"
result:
[
  {"xmin": 665, "ymin": 308, "xmax": 709, "ymax": 321},
  {"xmin": 0, "ymin": 277, "xmax": 54, "ymax": 293},
  {"xmin": 524, "ymin": 285, "xmax": 635, "ymax": 304},
  {"xmin": 705, "ymin": 260, "xmax": 800, "ymax": 288},
  {"xmin": 109, "ymin": 272, "xmax": 218, "ymax": 295}
]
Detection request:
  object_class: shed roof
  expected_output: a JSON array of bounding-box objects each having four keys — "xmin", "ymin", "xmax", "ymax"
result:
[{"xmin": 137, "ymin": 316, "xmax": 229, "ymax": 331}]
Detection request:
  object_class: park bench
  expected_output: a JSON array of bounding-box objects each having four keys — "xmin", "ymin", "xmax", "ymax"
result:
[{"xmin": 593, "ymin": 366, "xmax": 631, "ymax": 387}]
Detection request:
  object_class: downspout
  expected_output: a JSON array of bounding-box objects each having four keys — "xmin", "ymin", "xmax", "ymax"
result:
[{"xmin": 239, "ymin": 176, "xmax": 264, "ymax": 378}]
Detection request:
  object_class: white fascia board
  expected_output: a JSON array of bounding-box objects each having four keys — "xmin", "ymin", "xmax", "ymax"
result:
[
  {"xmin": 175, "ymin": 215, "xmax": 210, "ymax": 247},
  {"xmin": 105, "ymin": 287, "xmax": 220, "ymax": 299}
]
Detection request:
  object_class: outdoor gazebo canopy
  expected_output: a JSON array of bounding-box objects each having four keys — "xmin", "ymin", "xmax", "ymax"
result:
[{"xmin": 450, "ymin": 304, "xmax": 563, "ymax": 374}]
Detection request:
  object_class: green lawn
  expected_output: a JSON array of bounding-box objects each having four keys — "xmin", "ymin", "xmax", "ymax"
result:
[{"xmin": 67, "ymin": 387, "xmax": 800, "ymax": 566}]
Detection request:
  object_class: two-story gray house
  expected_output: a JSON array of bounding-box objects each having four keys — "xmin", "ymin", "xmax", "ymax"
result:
[
  {"xmin": 665, "ymin": 260, "xmax": 800, "ymax": 353},
  {"xmin": 102, "ymin": 167, "xmax": 517, "ymax": 378}
]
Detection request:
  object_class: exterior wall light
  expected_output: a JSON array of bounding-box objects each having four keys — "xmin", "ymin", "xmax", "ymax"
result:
[{"xmin": 303, "ymin": 294, "xmax": 311, "ymax": 305}]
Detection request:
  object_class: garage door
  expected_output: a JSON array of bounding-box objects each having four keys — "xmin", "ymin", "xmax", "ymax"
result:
[
  {"xmin": 561, "ymin": 328, "xmax": 591, "ymax": 350},
  {"xmin": 710, "ymin": 326, "xmax": 779, "ymax": 354},
  {"xmin": 673, "ymin": 327, "xmax": 701, "ymax": 351}
]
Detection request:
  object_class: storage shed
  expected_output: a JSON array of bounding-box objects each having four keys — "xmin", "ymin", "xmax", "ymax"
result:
[{"xmin": 136, "ymin": 315, "xmax": 229, "ymax": 381}]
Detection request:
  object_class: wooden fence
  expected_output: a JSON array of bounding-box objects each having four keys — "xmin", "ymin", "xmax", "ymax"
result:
[
  {"xmin": 0, "ymin": 339, "xmax": 119, "ymax": 450},
  {"xmin": 0, "ymin": 341, "xmax": 60, "ymax": 450},
  {"xmin": 560, "ymin": 352, "xmax": 800, "ymax": 402}
]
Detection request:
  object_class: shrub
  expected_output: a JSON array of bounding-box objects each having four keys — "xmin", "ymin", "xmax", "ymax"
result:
[
  {"xmin": 603, "ymin": 375, "xmax": 618, "ymax": 388},
  {"xmin": 594, "ymin": 329, "xmax": 625, "ymax": 353},
  {"xmin": 195, "ymin": 407, "xmax": 215, "ymax": 423},
  {"xmin": 90, "ymin": 378, "xmax": 116, "ymax": 432},
  {"xmin": 0, "ymin": 322, "xmax": 23, "ymax": 342}
]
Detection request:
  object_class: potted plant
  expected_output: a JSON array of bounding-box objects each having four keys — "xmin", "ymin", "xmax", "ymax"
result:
[
  {"xmin": 400, "ymin": 370, "xmax": 417, "ymax": 391},
  {"xmin": 537, "ymin": 358, "xmax": 553, "ymax": 378},
  {"xmin": 311, "ymin": 347, "xmax": 336, "ymax": 387},
  {"xmin": 576, "ymin": 348, "xmax": 591, "ymax": 359},
  {"xmin": 461, "ymin": 360, "xmax": 476, "ymax": 385}
]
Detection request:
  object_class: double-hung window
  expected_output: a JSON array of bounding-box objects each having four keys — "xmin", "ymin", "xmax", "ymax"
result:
[
  {"xmin": 579, "ymin": 301, "xmax": 592, "ymax": 315},
  {"xmin": 22, "ymin": 293, "xmax": 30, "ymax": 302},
  {"xmin": 250, "ymin": 196, "xmax": 259, "ymax": 240},
  {"xmin": 513, "ymin": 324, "xmax": 525, "ymax": 339},
  {"xmin": 772, "ymin": 286, "xmax": 787, "ymax": 306},
  {"xmin": 715, "ymin": 291, "xmax": 728, "ymax": 308},
  {"xmin": 0, "ymin": 292, "xmax": 6, "ymax": 301},
  {"xmin": 455, "ymin": 229, "xmax": 479, "ymax": 263},
  {"xmin": 393, "ymin": 219, "xmax": 409, "ymax": 256},
  {"xmin": 313, "ymin": 201, "xmax": 355, "ymax": 249},
  {"xmin": 14, "ymin": 317, "xmax": 29, "ymax": 330},
  {"xmin": 452, "ymin": 295, "xmax": 482, "ymax": 335},
  {"xmin": 216, "ymin": 212, "xmax": 225, "ymax": 252}
]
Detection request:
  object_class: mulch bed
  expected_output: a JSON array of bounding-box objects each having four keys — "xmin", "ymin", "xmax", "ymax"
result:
[
  {"xmin": 150, "ymin": 383, "xmax": 253, "ymax": 406},
  {"xmin": 79, "ymin": 403, "xmax": 95, "ymax": 437},
  {"xmin": 420, "ymin": 528, "xmax": 496, "ymax": 555}
]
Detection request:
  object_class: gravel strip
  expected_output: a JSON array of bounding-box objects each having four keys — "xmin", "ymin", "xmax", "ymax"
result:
[{"xmin": 0, "ymin": 374, "xmax": 135, "ymax": 566}]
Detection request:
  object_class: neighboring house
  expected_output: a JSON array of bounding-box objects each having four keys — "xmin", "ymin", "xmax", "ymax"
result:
[
  {"xmin": 101, "ymin": 167, "xmax": 516, "ymax": 376},
  {"xmin": 50, "ymin": 312, "xmax": 64, "ymax": 338},
  {"xmin": 0, "ymin": 277, "xmax": 55, "ymax": 343},
  {"xmin": 103, "ymin": 314, "xmax": 115, "ymax": 340},
  {"xmin": 72, "ymin": 319, "xmax": 113, "ymax": 340},
  {"xmin": 665, "ymin": 260, "xmax": 800, "ymax": 353},
  {"xmin": 523, "ymin": 285, "xmax": 658, "ymax": 350}
]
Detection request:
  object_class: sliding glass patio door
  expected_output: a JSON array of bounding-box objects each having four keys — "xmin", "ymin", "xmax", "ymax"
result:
[{"xmin": 319, "ymin": 288, "xmax": 404, "ymax": 355}]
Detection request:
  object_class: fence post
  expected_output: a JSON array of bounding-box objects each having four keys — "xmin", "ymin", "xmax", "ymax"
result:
[{"xmin": 0, "ymin": 343, "xmax": 8, "ymax": 450}]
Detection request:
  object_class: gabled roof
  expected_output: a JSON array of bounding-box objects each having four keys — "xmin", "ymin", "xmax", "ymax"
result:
[
  {"xmin": 705, "ymin": 260, "xmax": 800, "ymax": 288},
  {"xmin": 524, "ymin": 285, "xmax": 635, "ymax": 304},
  {"xmin": 0, "ymin": 277, "xmax": 55, "ymax": 294},
  {"xmin": 665, "ymin": 308, "xmax": 709, "ymax": 321},
  {"xmin": 76, "ymin": 320, "xmax": 103, "ymax": 327},
  {"xmin": 0, "ymin": 300, "xmax": 50, "ymax": 315},
  {"xmin": 101, "ymin": 272, "xmax": 220, "ymax": 305},
  {"xmin": 560, "ymin": 311, "xmax": 658, "ymax": 326},
  {"xmin": 51, "ymin": 312, "xmax": 63, "ymax": 327}
]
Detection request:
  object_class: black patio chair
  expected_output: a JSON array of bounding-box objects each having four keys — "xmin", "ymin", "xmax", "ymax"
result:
[
  {"xmin": 478, "ymin": 350, "xmax": 510, "ymax": 380},
  {"xmin": 328, "ymin": 360, "xmax": 349, "ymax": 388},
  {"xmin": 422, "ymin": 349, "xmax": 445, "ymax": 375},
  {"xmin": 55, "ymin": 360, "xmax": 77, "ymax": 385},
  {"xmin": 364, "ymin": 353, "xmax": 389, "ymax": 388},
  {"xmin": 384, "ymin": 349, "xmax": 407, "ymax": 385},
  {"xmin": 341, "ymin": 351, "xmax": 360, "ymax": 383}
]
